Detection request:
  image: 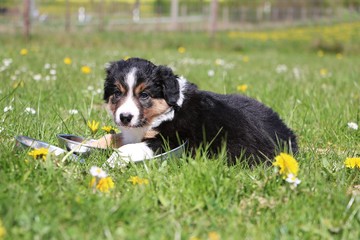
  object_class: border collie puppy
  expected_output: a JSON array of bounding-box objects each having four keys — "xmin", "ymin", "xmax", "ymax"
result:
[{"xmin": 102, "ymin": 58, "xmax": 297, "ymax": 167}]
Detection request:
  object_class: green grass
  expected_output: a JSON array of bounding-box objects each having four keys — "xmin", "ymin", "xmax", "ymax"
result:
[{"xmin": 0, "ymin": 28, "xmax": 360, "ymax": 240}]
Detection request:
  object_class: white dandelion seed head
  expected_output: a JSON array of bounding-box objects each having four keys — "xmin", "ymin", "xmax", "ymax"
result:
[
  {"xmin": 292, "ymin": 67, "xmax": 301, "ymax": 80},
  {"xmin": 45, "ymin": 75, "xmax": 51, "ymax": 81},
  {"xmin": 44, "ymin": 63, "xmax": 51, "ymax": 69},
  {"xmin": 11, "ymin": 75, "xmax": 17, "ymax": 81},
  {"xmin": 96, "ymin": 88, "xmax": 102, "ymax": 94},
  {"xmin": 49, "ymin": 69, "xmax": 56, "ymax": 75},
  {"xmin": 348, "ymin": 122, "xmax": 358, "ymax": 130},
  {"xmin": 207, "ymin": 69, "xmax": 215, "ymax": 77},
  {"xmin": 3, "ymin": 58, "xmax": 13, "ymax": 67},
  {"xmin": 90, "ymin": 166, "xmax": 107, "ymax": 178},
  {"xmin": 25, "ymin": 107, "xmax": 36, "ymax": 115},
  {"xmin": 87, "ymin": 85, "xmax": 94, "ymax": 91},
  {"xmin": 68, "ymin": 109, "xmax": 78, "ymax": 115},
  {"xmin": 276, "ymin": 64, "xmax": 288, "ymax": 74},
  {"xmin": 33, "ymin": 74, "xmax": 42, "ymax": 81},
  {"xmin": 4, "ymin": 106, "xmax": 13, "ymax": 113}
]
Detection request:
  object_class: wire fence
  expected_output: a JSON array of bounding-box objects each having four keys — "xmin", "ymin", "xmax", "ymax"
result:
[{"xmin": 1, "ymin": 0, "xmax": 360, "ymax": 34}]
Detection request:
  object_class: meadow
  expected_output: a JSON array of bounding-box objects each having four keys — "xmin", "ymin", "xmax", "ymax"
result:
[{"xmin": 0, "ymin": 22, "xmax": 360, "ymax": 239}]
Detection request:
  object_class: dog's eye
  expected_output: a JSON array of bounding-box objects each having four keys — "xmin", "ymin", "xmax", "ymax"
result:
[
  {"xmin": 114, "ymin": 91, "xmax": 123, "ymax": 98},
  {"xmin": 139, "ymin": 92, "xmax": 150, "ymax": 100}
]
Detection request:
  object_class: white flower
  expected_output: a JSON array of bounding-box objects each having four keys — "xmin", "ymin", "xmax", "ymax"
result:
[
  {"xmin": 285, "ymin": 173, "xmax": 301, "ymax": 187},
  {"xmin": 90, "ymin": 166, "xmax": 107, "ymax": 178},
  {"xmin": 96, "ymin": 88, "xmax": 102, "ymax": 94},
  {"xmin": 348, "ymin": 122, "xmax": 358, "ymax": 130},
  {"xmin": 3, "ymin": 58, "xmax": 12, "ymax": 67},
  {"xmin": 11, "ymin": 75, "xmax": 17, "ymax": 81},
  {"xmin": 87, "ymin": 85, "xmax": 94, "ymax": 91},
  {"xmin": 68, "ymin": 109, "xmax": 78, "ymax": 115},
  {"xmin": 292, "ymin": 67, "xmax": 301, "ymax": 80},
  {"xmin": 276, "ymin": 64, "xmax": 288, "ymax": 73},
  {"xmin": 25, "ymin": 107, "xmax": 36, "ymax": 115},
  {"xmin": 33, "ymin": 74, "xmax": 42, "ymax": 81},
  {"xmin": 49, "ymin": 69, "xmax": 56, "ymax": 75},
  {"xmin": 44, "ymin": 63, "xmax": 51, "ymax": 69},
  {"xmin": 207, "ymin": 69, "xmax": 215, "ymax": 77},
  {"xmin": 4, "ymin": 106, "xmax": 13, "ymax": 113}
]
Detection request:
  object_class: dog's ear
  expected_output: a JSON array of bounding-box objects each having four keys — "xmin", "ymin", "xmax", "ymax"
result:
[
  {"xmin": 153, "ymin": 65, "xmax": 180, "ymax": 107},
  {"xmin": 104, "ymin": 61, "xmax": 118, "ymax": 76}
]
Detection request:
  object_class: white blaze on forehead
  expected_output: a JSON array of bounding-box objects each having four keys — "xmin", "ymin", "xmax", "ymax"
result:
[{"xmin": 115, "ymin": 68, "xmax": 140, "ymax": 126}]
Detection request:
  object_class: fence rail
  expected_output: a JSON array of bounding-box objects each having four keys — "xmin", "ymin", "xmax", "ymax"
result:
[{"xmin": 1, "ymin": 0, "xmax": 360, "ymax": 34}]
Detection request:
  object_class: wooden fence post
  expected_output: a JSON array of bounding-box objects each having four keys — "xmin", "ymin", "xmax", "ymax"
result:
[
  {"xmin": 23, "ymin": 0, "xmax": 30, "ymax": 39},
  {"xmin": 65, "ymin": 0, "xmax": 71, "ymax": 32},
  {"xmin": 208, "ymin": 0, "xmax": 218, "ymax": 38},
  {"xmin": 170, "ymin": 0, "xmax": 179, "ymax": 31}
]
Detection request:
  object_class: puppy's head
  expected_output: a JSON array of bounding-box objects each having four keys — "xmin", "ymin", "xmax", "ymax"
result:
[{"xmin": 103, "ymin": 58, "xmax": 184, "ymax": 129}]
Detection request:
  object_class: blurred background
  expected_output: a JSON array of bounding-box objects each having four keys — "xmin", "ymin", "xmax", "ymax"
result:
[{"xmin": 1, "ymin": 0, "xmax": 360, "ymax": 35}]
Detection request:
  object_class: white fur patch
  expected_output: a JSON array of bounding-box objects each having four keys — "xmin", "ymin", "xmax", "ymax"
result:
[
  {"xmin": 126, "ymin": 68, "xmax": 137, "ymax": 89},
  {"xmin": 151, "ymin": 108, "xmax": 175, "ymax": 128},
  {"xmin": 120, "ymin": 127, "xmax": 149, "ymax": 144},
  {"xmin": 105, "ymin": 142, "xmax": 154, "ymax": 168},
  {"xmin": 176, "ymin": 76, "xmax": 187, "ymax": 107},
  {"xmin": 115, "ymin": 68, "xmax": 140, "ymax": 126}
]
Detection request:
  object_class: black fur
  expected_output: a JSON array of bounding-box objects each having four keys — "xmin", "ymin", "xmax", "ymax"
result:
[{"xmin": 104, "ymin": 58, "xmax": 298, "ymax": 165}]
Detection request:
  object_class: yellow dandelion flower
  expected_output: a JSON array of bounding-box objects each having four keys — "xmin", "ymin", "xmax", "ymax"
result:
[
  {"xmin": 336, "ymin": 53, "xmax": 343, "ymax": 60},
  {"xmin": 64, "ymin": 57, "xmax": 72, "ymax": 65},
  {"xmin": 87, "ymin": 120, "xmax": 99, "ymax": 134},
  {"xmin": 101, "ymin": 125, "xmax": 118, "ymax": 134},
  {"xmin": 208, "ymin": 231, "xmax": 220, "ymax": 240},
  {"xmin": 0, "ymin": 219, "xmax": 6, "ymax": 239},
  {"xmin": 96, "ymin": 177, "xmax": 115, "ymax": 193},
  {"xmin": 178, "ymin": 46, "xmax": 186, "ymax": 54},
  {"xmin": 317, "ymin": 50, "xmax": 324, "ymax": 57},
  {"xmin": 344, "ymin": 157, "xmax": 360, "ymax": 169},
  {"xmin": 12, "ymin": 81, "xmax": 24, "ymax": 89},
  {"xmin": 81, "ymin": 65, "xmax": 92, "ymax": 74},
  {"xmin": 320, "ymin": 68, "xmax": 328, "ymax": 77},
  {"xmin": 273, "ymin": 153, "xmax": 299, "ymax": 178},
  {"xmin": 20, "ymin": 48, "xmax": 28, "ymax": 55},
  {"xmin": 28, "ymin": 148, "xmax": 49, "ymax": 161},
  {"xmin": 128, "ymin": 176, "xmax": 149, "ymax": 185},
  {"xmin": 237, "ymin": 84, "xmax": 248, "ymax": 92},
  {"xmin": 242, "ymin": 56, "xmax": 249, "ymax": 62},
  {"xmin": 123, "ymin": 56, "xmax": 131, "ymax": 60}
]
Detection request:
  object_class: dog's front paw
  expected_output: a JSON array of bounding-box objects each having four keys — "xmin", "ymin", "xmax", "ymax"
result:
[
  {"xmin": 104, "ymin": 150, "xmax": 130, "ymax": 168},
  {"xmin": 104, "ymin": 142, "xmax": 154, "ymax": 168}
]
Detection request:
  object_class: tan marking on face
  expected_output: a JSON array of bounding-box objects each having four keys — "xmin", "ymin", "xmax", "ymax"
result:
[
  {"xmin": 107, "ymin": 92, "xmax": 127, "ymax": 117},
  {"xmin": 115, "ymin": 82, "xmax": 126, "ymax": 94},
  {"xmin": 134, "ymin": 82, "xmax": 146, "ymax": 95},
  {"xmin": 143, "ymin": 99, "xmax": 170, "ymax": 123}
]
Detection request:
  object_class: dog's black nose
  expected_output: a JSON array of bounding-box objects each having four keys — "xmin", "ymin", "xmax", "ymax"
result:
[{"xmin": 120, "ymin": 113, "xmax": 133, "ymax": 125}]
